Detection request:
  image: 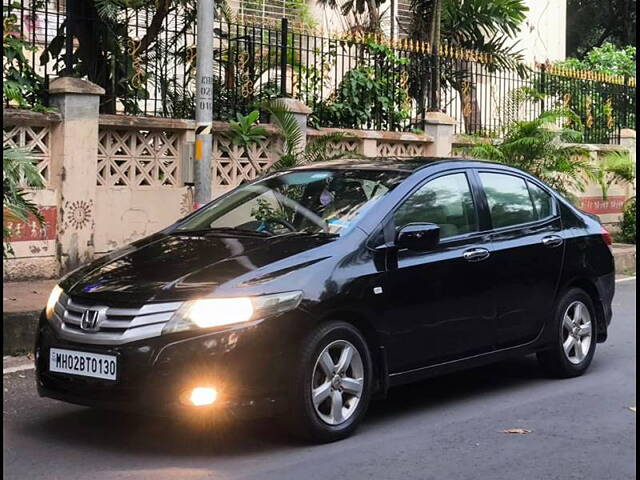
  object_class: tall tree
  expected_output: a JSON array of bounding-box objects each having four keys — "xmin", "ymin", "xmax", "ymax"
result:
[{"xmin": 566, "ymin": 0, "xmax": 636, "ymax": 58}]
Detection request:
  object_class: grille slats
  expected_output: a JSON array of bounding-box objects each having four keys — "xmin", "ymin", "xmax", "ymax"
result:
[{"xmin": 52, "ymin": 293, "xmax": 182, "ymax": 345}]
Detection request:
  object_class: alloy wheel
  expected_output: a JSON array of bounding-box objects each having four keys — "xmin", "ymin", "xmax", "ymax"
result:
[
  {"xmin": 311, "ymin": 339, "xmax": 364, "ymax": 425},
  {"xmin": 561, "ymin": 300, "xmax": 593, "ymax": 365}
]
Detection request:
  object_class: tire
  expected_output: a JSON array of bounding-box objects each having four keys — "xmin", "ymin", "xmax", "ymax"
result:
[
  {"xmin": 283, "ymin": 320, "xmax": 373, "ymax": 443},
  {"xmin": 537, "ymin": 288, "xmax": 597, "ymax": 378}
]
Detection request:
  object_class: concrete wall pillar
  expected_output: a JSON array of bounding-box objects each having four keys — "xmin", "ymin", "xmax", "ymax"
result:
[
  {"xmin": 361, "ymin": 138, "xmax": 378, "ymax": 157},
  {"xmin": 620, "ymin": 129, "xmax": 636, "ymax": 197},
  {"xmin": 49, "ymin": 77, "xmax": 104, "ymax": 273},
  {"xmin": 423, "ymin": 112, "xmax": 456, "ymax": 157},
  {"xmin": 272, "ymin": 98, "xmax": 312, "ymax": 152}
]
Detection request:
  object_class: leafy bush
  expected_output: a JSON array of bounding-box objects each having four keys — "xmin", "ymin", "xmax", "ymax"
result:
[
  {"xmin": 3, "ymin": 5, "xmax": 48, "ymax": 110},
  {"xmin": 3, "ymin": 148, "xmax": 46, "ymax": 258},
  {"xmin": 314, "ymin": 42, "xmax": 411, "ymax": 130},
  {"xmin": 458, "ymin": 109, "xmax": 593, "ymax": 196},
  {"xmin": 555, "ymin": 43, "xmax": 636, "ymax": 77},
  {"xmin": 618, "ymin": 197, "xmax": 636, "ymax": 244}
]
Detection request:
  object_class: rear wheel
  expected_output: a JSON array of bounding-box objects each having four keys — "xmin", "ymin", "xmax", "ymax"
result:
[
  {"xmin": 537, "ymin": 288, "xmax": 597, "ymax": 378},
  {"xmin": 284, "ymin": 321, "xmax": 373, "ymax": 443}
]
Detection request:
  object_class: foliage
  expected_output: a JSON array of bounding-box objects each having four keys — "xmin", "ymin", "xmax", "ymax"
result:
[
  {"xmin": 315, "ymin": 0, "xmax": 386, "ymax": 32},
  {"xmin": 227, "ymin": 111, "xmax": 268, "ymax": 148},
  {"xmin": 3, "ymin": 148, "xmax": 46, "ymax": 258},
  {"xmin": 540, "ymin": 48, "xmax": 636, "ymax": 144},
  {"xmin": 39, "ymin": 0, "xmax": 232, "ymax": 115},
  {"xmin": 2, "ymin": 4, "xmax": 49, "ymax": 110},
  {"xmin": 315, "ymin": 42, "xmax": 411, "ymax": 130},
  {"xmin": 618, "ymin": 196, "xmax": 636, "ymax": 244},
  {"xmin": 555, "ymin": 43, "xmax": 636, "ymax": 78},
  {"xmin": 591, "ymin": 151, "xmax": 635, "ymax": 200},
  {"xmin": 263, "ymin": 100, "xmax": 357, "ymax": 171},
  {"xmin": 457, "ymin": 109, "xmax": 595, "ymax": 196},
  {"xmin": 407, "ymin": 0, "xmax": 528, "ymax": 129},
  {"xmin": 566, "ymin": 0, "xmax": 636, "ymax": 58}
]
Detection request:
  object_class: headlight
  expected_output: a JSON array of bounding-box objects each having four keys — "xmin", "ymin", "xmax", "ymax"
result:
[
  {"xmin": 45, "ymin": 285, "xmax": 63, "ymax": 320},
  {"xmin": 162, "ymin": 291, "xmax": 303, "ymax": 334}
]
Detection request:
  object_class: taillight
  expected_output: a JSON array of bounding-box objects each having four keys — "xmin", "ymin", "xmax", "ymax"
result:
[{"xmin": 601, "ymin": 226, "xmax": 612, "ymax": 246}]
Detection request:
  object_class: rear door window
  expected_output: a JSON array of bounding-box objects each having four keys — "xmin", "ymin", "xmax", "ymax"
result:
[
  {"xmin": 479, "ymin": 172, "xmax": 536, "ymax": 228},
  {"xmin": 527, "ymin": 181, "xmax": 554, "ymax": 219}
]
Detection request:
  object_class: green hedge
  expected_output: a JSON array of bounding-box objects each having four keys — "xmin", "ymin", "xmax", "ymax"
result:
[{"xmin": 618, "ymin": 197, "xmax": 636, "ymax": 244}]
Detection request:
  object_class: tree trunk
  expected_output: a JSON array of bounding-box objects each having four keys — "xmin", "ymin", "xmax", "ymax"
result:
[{"xmin": 455, "ymin": 65, "xmax": 482, "ymax": 134}]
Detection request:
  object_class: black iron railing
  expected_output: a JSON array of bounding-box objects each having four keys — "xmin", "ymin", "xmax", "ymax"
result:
[{"xmin": 3, "ymin": 1, "xmax": 636, "ymax": 143}]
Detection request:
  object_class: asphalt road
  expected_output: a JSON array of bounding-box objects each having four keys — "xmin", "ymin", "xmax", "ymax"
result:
[{"xmin": 4, "ymin": 279, "xmax": 636, "ymax": 480}]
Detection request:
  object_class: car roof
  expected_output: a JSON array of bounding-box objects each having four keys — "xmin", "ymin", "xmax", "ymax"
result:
[{"xmin": 292, "ymin": 157, "xmax": 502, "ymax": 173}]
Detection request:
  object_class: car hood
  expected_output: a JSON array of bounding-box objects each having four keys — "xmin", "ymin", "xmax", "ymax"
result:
[{"xmin": 61, "ymin": 232, "xmax": 339, "ymax": 304}]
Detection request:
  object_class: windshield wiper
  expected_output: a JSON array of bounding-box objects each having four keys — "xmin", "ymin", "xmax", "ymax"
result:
[{"xmin": 170, "ymin": 227, "xmax": 272, "ymax": 237}]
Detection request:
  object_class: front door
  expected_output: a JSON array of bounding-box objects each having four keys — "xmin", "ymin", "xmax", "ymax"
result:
[{"xmin": 383, "ymin": 171, "xmax": 496, "ymax": 372}]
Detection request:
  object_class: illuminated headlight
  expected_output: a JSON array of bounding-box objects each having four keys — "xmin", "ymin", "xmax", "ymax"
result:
[
  {"xmin": 162, "ymin": 291, "xmax": 303, "ymax": 334},
  {"xmin": 45, "ymin": 285, "xmax": 64, "ymax": 321}
]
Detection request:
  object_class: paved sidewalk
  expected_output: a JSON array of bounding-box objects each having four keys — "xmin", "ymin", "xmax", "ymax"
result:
[{"xmin": 3, "ymin": 279, "xmax": 58, "ymax": 313}]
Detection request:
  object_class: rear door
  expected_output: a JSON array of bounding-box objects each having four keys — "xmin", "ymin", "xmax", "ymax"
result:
[{"xmin": 477, "ymin": 170, "xmax": 564, "ymax": 348}]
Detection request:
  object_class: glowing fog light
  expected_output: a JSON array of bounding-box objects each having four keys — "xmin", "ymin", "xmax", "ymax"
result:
[
  {"xmin": 189, "ymin": 387, "xmax": 218, "ymax": 406},
  {"xmin": 45, "ymin": 285, "xmax": 63, "ymax": 320}
]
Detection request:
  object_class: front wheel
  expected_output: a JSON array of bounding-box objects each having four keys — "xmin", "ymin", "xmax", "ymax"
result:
[
  {"xmin": 284, "ymin": 321, "xmax": 373, "ymax": 443},
  {"xmin": 537, "ymin": 288, "xmax": 597, "ymax": 378}
]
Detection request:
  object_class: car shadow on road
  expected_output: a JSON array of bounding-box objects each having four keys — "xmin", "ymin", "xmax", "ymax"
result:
[{"xmin": 23, "ymin": 354, "xmax": 553, "ymax": 457}]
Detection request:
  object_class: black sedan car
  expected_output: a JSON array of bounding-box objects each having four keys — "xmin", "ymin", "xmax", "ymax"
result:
[{"xmin": 36, "ymin": 158, "xmax": 615, "ymax": 442}]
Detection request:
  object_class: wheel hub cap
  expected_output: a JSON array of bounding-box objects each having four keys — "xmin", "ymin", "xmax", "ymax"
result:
[
  {"xmin": 561, "ymin": 300, "xmax": 592, "ymax": 365},
  {"xmin": 311, "ymin": 339, "xmax": 364, "ymax": 426}
]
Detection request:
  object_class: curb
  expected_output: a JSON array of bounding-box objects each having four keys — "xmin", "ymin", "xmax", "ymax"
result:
[
  {"xmin": 3, "ymin": 311, "xmax": 39, "ymax": 356},
  {"xmin": 612, "ymin": 244, "xmax": 636, "ymax": 275}
]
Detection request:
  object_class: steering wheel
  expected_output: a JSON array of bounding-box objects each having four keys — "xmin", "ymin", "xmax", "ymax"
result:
[{"xmin": 260, "ymin": 217, "xmax": 297, "ymax": 235}]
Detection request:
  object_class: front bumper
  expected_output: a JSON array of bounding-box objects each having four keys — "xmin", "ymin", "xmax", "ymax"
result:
[{"xmin": 35, "ymin": 310, "xmax": 307, "ymax": 418}]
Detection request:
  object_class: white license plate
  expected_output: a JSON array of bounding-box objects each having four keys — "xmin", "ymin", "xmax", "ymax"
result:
[{"xmin": 49, "ymin": 348, "xmax": 117, "ymax": 381}]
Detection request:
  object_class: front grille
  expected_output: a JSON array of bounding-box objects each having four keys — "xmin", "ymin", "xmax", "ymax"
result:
[{"xmin": 53, "ymin": 293, "xmax": 182, "ymax": 345}]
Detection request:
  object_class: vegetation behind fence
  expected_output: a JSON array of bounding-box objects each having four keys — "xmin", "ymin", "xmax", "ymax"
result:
[{"xmin": 3, "ymin": 1, "xmax": 636, "ymax": 143}]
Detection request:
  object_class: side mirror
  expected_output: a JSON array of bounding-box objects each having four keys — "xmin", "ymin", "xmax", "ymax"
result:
[{"xmin": 396, "ymin": 223, "xmax": 440, "ymax": 251}]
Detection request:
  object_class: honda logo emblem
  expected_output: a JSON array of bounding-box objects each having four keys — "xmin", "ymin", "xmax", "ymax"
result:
[{"xmin": 80, "ymin": 308, "xmax": 106, "ymax": 332}]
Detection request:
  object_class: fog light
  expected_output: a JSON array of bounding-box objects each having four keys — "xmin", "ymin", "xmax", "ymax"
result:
[{"xmin": 189, "ymin": 387, "xmax": 218, "ymax": 406}]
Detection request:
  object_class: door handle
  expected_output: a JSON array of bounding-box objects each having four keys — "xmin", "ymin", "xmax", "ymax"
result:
[
  {"xmin": 542, "ymin": 235, "xmax": 564, "ymax": 248},
  {"xmin": 463, "ymin": 247, "xmax": 490, "ymax": 262}
]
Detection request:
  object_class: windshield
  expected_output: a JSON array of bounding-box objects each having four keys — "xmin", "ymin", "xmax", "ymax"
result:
[{"xmin": 176, "ymin": 169, "xmax": 409, "ymax": 236}]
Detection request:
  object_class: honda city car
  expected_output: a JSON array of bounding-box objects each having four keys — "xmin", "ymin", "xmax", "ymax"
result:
[{"xmin": 35, "ymin": 157, "xmax": 615, "ymax": 442}]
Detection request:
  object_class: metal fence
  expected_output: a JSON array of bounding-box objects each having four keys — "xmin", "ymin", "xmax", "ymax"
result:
[{"xmin": 3, "ymin": 1, "xmax": 636, "ymax": 143}]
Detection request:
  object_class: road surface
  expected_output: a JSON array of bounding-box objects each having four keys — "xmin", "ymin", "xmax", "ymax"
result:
[{"xmin": 4, "ymin": 279, "xmax": 636, "ymax": 480}]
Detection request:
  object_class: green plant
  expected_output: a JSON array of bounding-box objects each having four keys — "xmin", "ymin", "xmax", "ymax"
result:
[
  {"xmin": 3, "ymin": 148, "xmax": 46, "ymax": 258},
  {"xmin": 227, "ymin": 111, "xmax": 268, "ymax": 148},
  {"xmin": 264, "ymin": 100, "xmax": 357, "ymax": 171},
  {"xmin": 556, "ymin": 43, "xmax": 636, "ymax": 77},
  {"xmin": 546, "ymin": 44, "xmax": 636, "ymax": 142},
  {"xmin": 2, "ymin": 4, "xmax": 48, "ymax": 110},
  {"xmin": 315, "ymin": 41, "xmax": 411, "ymax": 130},
  {"xmin": 592, "ymin": 150, "xmax": 635, "ymax": 200},
  {"xmin": 618, "ymin": 196, "xmax": 636, "ymax": 244},
  {"xmin": 407, "ymin": 0, "xmax": 529, "ymax": 129},
  {"xmin": 315, "ymin": 0, "xmax": 386, "ymax": 32},
  {"xmin": 458, "ymin": 108, "xmax": 595, "ymax": 195}
]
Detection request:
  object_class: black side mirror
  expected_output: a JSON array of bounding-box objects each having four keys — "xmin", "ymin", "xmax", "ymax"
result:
[{"xmin": 396, "ymin": 223, "xmax": 440, "ymax": 251}]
